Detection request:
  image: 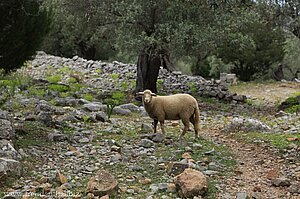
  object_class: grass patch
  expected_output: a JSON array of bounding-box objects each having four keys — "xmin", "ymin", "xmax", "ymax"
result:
[
  {"xmin": 233, "ymin": 131, "xmax": 300, "ymax": 149},
  {"xmin": 15, "ymin": 121, "xmax": 51, "ymax": 148}
]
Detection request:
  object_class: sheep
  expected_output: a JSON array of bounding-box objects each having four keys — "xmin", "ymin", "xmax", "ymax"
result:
[{"xmin": 137, "ymin": 89, "xmax": 201, "ymax": 139}]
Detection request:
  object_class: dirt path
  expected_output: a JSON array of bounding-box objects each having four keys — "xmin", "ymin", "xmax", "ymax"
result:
[{"xmin": 201, "ymin": 127, "xmax": 299, "ymax": 199}]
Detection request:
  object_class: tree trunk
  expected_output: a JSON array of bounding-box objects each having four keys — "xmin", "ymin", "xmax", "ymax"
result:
[{"xmin": 135, "ymin": 48, "xmax": 174, "ymax": 98}]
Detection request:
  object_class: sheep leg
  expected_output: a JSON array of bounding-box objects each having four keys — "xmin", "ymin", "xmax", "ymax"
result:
[
  {"xmin": 180, "ymin": 119, "xmax": 190, "ymax": 139},
  {"xmin": 153, "ymin": 119, "xmax": 158, "ymax": 134},
  {"xmin": 159, "ymin": 120, "xmax": 166, "ymax": 134},
  {"xmin": 190, "ymin": 116, "xmax": 199, "ymax": 139}
]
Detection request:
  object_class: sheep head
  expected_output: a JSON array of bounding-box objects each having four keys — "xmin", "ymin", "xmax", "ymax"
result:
[{"xmin": 136, "ymin": 89, "xmax": 157, "ymax": 104}]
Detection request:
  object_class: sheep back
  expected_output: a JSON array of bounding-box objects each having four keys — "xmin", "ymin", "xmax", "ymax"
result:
[{"xmin": 144, "ymin": 94, "xmax": 198, "ymax": 121}]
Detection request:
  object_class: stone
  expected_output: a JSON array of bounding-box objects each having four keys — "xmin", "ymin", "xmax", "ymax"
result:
[
  {"xmin": 0, "ymin": 110, "xmax": 9, "ymax": 120},
  {"xmin": 140, "ymin": 139, "xmax": 155, "ymax": 148},
  {"xmin": 96, "ymin": 111, "xmax": 108, "ymax": 122},
  {"xmin": 0, "ymin": 158, "xmax": 22, "ymax": 177},
  {"xmin": 152, "ymin": 133, "xmax": 165, "ymax": 143},
  {"xmin": 0, "ymin": 140, "xmax": 21, "ymax": 160},
  {"xmin": 271, "ymin": 177, "xmax": 291, "ymax": 187},
  {"xmin": 48, "ymin": 133, "xmax": 68, "ymax": 142},
  {"xmin": 119, "ymin": 103, "xmax": 140, "ymax": 112},
  {"xmin": 167, "ymin": 162, "xmax": 189, "ymax": 176},
  {"xmin": 36, "ymin": 111, "xmax": 52, "ymax": 126},
  {"xmin": 86, "ymin": 170, "xmax": 118, "ymax": 196},
  {"xmin": 141, "ymin": 123, "xmax": 153, "ymax": 133},
  {"xmin": 78, "ymin": 137, "xmax": 90, "ymax": 143},
  {"xmin": 0, "ymin": 119, "xmax": 15, "ymax": 139},
  {"xmin": 83, "ymin": 103, "xmax": 106, "ymax": 112},
  {"xmin": 236, "ymin": 192, "xmax": 248, "ymax": 199},
  {"xmin": 174, "ymin": 168, "xmax": 208, "ymax": 198},
  {"xmin": 35, "ymin": 101, "xmax": 56, "ymax": 113},
  {"xmin": 288, "ymin": 183, "xmax": 300, "ymax": 193},
  {"xmin": 56, "ymin": 172, "xmax": 68, "ymax": 184},
  {"xmin": 112, "ymin": 107, "xmax": 131, "ymax": 116},
  {"xmin": 167, "ymin": 183, "xmax": 177, "ymax": 193}
]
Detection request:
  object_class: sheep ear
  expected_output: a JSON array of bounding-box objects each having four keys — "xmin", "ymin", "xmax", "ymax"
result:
[
  {"xmin": 136, "ymin": 92, "xmax": 144, "ymax": 96},
  {"xmin": 151, "ymin": 93, "xmax": 157, "ymax": 96}
]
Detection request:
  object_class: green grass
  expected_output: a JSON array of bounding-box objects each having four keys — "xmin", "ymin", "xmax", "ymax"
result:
[
  {"xmin": 233, "ymin": 132, "xmax": 300, "ymax": 149},
  {"xmin": 14, "ymin": 121, "xmax": 51, "ymax": 148}
]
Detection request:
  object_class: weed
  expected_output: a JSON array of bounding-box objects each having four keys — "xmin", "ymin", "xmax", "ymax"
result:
[
  {"xmin": 83, "ymin": 93, "xmax": 94, "ymax": 102},
  {"xmin": 111, "ymin": 73, "xmax": 119, "ymax": 81},
  {"xmin": 46, "ymin": 75, "xmax": 62, "ymax": 84},
  {"xmin": 187, "ymin": 82, "xmax": 197, "ymax": 95},
  {"xmin": 48, "ymin": 84, "xmax": 69, "ymax": 92}
]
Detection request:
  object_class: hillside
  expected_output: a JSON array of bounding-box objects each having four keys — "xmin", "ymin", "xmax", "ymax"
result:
[{"xmin": 0, "ymin": 53, "xmax": 299, "ymax": 199}]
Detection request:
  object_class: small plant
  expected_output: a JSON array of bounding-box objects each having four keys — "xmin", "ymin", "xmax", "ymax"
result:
[
  {"xmin": 286, "ymin": 104, "xmax": 300, "ymax": 114},
  {"xmin": 105, "ymin": 91, "xmax": 126, "ymax": 118},
  {"xmin": 157, "ymin": 79, "xmax": 164, "ymax": 92},
  {"xmin": 82, "ymin": 115, "xmax": 92, "ymax": 123},
  {"xmin": 187, "ymin": 82, "xmax": 197, "ymax": 95},
  {"xmin": 68, "ymin": 77, "xmax": 78, "ymax": 84},
  {"xmin": 95, "ymin": 69, "xmax": 102, "ymax": 73},
  {"xmin": 47, "ymin": 75, "xmax": 62, "ymax": 84},
  {"xmin": 58, "ymin": 66, "xmax": 71, "ymax": 73},
  {"xmin": 48, "ymin": 84, "xmax": 69, "ymax": 92},
  {"xmin": 120, "ymin": 82, "xmax": 129, "ymax": 91},
  {"xmin": 83, "ymin": 93, "xmax": 94, "ymax": 102},
  {"xmin": 28, "ymin": 87, "xmax": 46, "ymax": 97},
  {"xmin": 111, "ymin": 73, "xmax": 119, "ymax": 81}
]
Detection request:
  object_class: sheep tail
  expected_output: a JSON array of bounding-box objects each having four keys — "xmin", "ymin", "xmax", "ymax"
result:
[{"xmin": 194, "ymin": 103, "xmax": 201, "ymax": 132}]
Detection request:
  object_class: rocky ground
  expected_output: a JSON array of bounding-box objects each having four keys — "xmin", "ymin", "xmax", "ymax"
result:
[{"xmin": 0, "ymin": 52, "xmax": 299, "ymax": 199}]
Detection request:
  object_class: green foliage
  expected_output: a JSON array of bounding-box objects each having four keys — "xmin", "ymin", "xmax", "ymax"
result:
[
  {"xmin": 68, "ymin": 77, "xmax": 78, "ymax": 83},
  {"xmin": 285, "ymin": 105, "xmax": 300, "ymax": 114},
  {"xmin": 111, "ymin": 73, "xmax": 119, "ymax": 81},
  {"xmin": 216, "ymin": 8, "xmax": 285, "ymax": 81},
  {"xmin": 48, "ymin": 84, "xmax": 69, "ymax": 92},
  {"xmin": 0, "ymin": 70, "xmax": 31, "ymax": 108},
  {"xmin": 157, "ymin": 79, "xmax": 164, "ymax": 93},
  {"xmin": 0, "ymin": 0, "xmax": 51, "ymax": 72},
  {"xmin": 187, "ymin": 82, "xmax": 197, "ymax": 95},
  {"xmin": 28, "ymin": 87, "xmax": 46, "ymax": 97},
  {"xmin": 46, "ymin": 75, "xmax": 62, "ymax": 83},
  {"xmin": 83, "ymin": 93, "xmax": 94, "ymax": 102},
  {"xmin": 105, "ymin": 91, "xmax": 126, "ymax": 118},
  {"xmin": 281, "ymin": 34, "xmax": 300, "ymax": 80}
]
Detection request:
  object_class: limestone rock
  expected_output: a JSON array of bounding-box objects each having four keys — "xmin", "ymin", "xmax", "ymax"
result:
[
  {"xmin": 0, "ymin": 119, "xmax": 15, "ymax": 139},
  {"xmin": 174, "ymin": 168, "xmax": 208, "ymax": 198},
  {"xmin": 86, "ymin": 170, "xmax": 118, "ymax": 197}
]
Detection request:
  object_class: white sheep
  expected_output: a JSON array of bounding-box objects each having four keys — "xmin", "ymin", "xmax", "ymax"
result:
[{"xmin": 137, "ymin": 89, "xmax": 201, "ymax": 139}]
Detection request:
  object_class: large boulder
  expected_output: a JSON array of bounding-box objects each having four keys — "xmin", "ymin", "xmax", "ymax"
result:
[
  {"xmin": 86, "ymin": 170, "xmax": 118, "ymax": 197},
  {"xmin": 223, "ymin": 117, "xmax": 271, "ymax": 133},
  {"xmin": 0, "ymin": 158, "xmax": 22, "ymax": 177},
  {"xmin": 0, "ymin": 119, "xmax": 15, "ymax": 140},
  {"xmin": 174, "ymin": 168, "xmax": 208, "ymax": 198},
  {"xmin": 0, "ymin": 140, "xmax": 21, "ymax": 160}
]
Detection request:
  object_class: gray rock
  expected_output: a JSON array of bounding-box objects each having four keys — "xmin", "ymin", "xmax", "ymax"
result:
[
  {"xmin": 83, "ymin": 103, "xmax": 106, "ymax": 112},
  {"xmin": 141, "ymin": 123, "xmax": 153, "ymax": 133},
  {"xmin": 140, "ymin": 139, "xmax": 155, "ymax": 148},
  {"xmin": 119, "ymin": 103, "xmax": 140, "ymax": 112},
  {"xmin": 167, "ymin": 162, "xmax": 189, "ymax": 176},
  {"xmin": 271, "ymin": 177, "xmax": 291, "ymax": 187},
  {"xmin": 152, "ymin": 133, "xmax": 165, "ymax": 143},
  {"xmin": 0, "ymin": 140, "xmax": 21, "ymax": 160},
  {"xmin": 236, "ymin": 192, "xmax": 248, "ymax": 199},
  {"xmin": 203, "ymin": 170, "xmax": 219, "ymax": 176},
  {"xmin": 0, "ymin": 119, "xmax": 15, "ymax": 139},
  {"xmin": 0, "ymin": 158, "xmax": 22, "ymax": 177},
  {"xmin": 95, "ymin": 111, "xmax": 108, "ymax": 122},
  {"xmin": 78, "ymin": 137, "xmax": 90, "ymax": 143},
  {"xmin": 224, "ymin": 117, "xmax": 271, "ymax": 133},
  {"xmin": 128, "ymin": 165, "xmax": 144, "ymax": 171},
  {"xmin": 288, "ymin": 183, "xmax": 300, "ymax": 193},
  {"xmin": 0, "ymin": 110, "xmax": 9, "ymax": 120},
  {"xmin": 35, "ymin": 101, "xmax": 56, "ymax": 114},
  {"xmin": 36, "ymin": 111, "xmax": 52, "ymax": 126},
  {"xmin": 48, "ymin": 133, "xmax": 68, "ymax": 142},
  {"xmin": 113, "ymin": 107, "xmax": 132, "ymax": 116}
]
